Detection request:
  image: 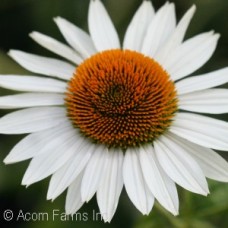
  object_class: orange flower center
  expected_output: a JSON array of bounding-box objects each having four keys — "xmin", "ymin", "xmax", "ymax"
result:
[{"xmin": 65, "ymin": 49, "xmax": 178, "ymax": 149}]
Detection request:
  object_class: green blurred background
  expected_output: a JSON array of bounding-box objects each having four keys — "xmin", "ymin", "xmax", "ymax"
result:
[{"xmin": 0, "ymin": 0, "xmax": 228, "ymax": 227}]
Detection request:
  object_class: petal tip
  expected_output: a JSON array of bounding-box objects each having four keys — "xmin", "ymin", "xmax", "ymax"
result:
[
  {"xmin": 29, "ymin": 31, "xmax": 38, "ymax": 39},
  {"xmin": 191, "ymin": 4, "xmax": 197, "ymax": 11},
  {"xmin": 21, "ymin": 179, "xmax": 28, "ymax": 186},
  {"xmin": 103, "ymin": 219, "xmax": 111, "ymax": 223},
  {"xmin": 144, "ymin": 210, "xmax": 151, "ymax": 216},
  {"xmin": 200, "ymin": 188, "xmax": 210, "ymax": 196},
  {"xmin": 46, "ymin": 192, "xmax": 52, "ymax": 201},
  {"xmin": 53, "ymin": 16, "xmax": 62, "ymax": 23},
  {"xmin": 7, "ymin": 50, "xmax": 15, "ymax": 57},
  {"xmin": 3, "ymin": 156, "xmax": 11, "ymax": 164},
  {"xmin": 21, "ymin": 175, "xmax": 32, "ymax": 187},
  {"xmin": 3, "ymin": 156, "xmax": 18, "ymax": 165},
  {"xmin": 173, "ymin": 211, "xmax": 179, "ymax": 216},
  {"xmin": 214, "ymin": 33, "xmax": 221, "ymax": 40},
  {"xmin": 22, "ymin": 182, "xmax": 30, "ymax": 188}
]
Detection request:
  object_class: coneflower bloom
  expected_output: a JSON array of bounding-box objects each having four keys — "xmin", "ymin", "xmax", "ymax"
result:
[{"xmin": 1, "ymin": 0, "xmax": 228, "ymax": 222}]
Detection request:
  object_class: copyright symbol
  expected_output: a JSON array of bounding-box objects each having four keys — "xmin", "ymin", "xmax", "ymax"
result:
[{"xmin": 3, "ymin": 209, "xmax": 13, "ymax": 221}]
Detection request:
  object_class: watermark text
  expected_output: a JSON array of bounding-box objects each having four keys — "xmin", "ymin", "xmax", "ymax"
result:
[{"xmin": 3, "ymin": 209, "xmax": 104, "ymax": 222}]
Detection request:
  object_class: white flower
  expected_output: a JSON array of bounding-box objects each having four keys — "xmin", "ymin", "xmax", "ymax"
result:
[{"xmin": 1, "ymin": 0, "xmax": 228, "ymax": 223}]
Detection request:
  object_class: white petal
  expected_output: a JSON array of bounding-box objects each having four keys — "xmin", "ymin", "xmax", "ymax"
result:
[
  {"xmin": 22, "ymin": 127, "xmax": 79, "ymax": 186},
  {"xmin": 54, "ymin": 17, "xmax": 96, "ymax": 59},
  {"xmin": 170, "ymin": 112, "xmax": 228, "ymax": 151},
  {"xmin": 4, "ymin": 122, "xmax": 73, "ymax": 164},
  {"xmin": 65, "ymin": 171, "xmax": 84, "ymax": 214},
  {"xmin": 141, "ymin": 3, "xmax": 176, "ymax": 57},
  {"xmin": 97, "ymin": 148, "xmax": 123, "ymax": 223},
  {"xmin": 47, "ymin": 141, "xmax": 95, "ymax": 200},
  {"xmin": 123, "ymin": 148, "xmax": 154, "ymax": 215},
  {"xmin": 88, "ymin": 0, "xmax": 120, "ymax": 51},
  {"xmin": 0, "ymin": 75, "xmax": 66, "ymax": 93},
  {"xmin": 0, "ymin": 107, "xmax": 66, "ymax": 134},
  {"xmin": 168, "ymin": 133, "xmax": 228, "ymax": 182},
  {"xmin": 179, "ymin": 89, "xmax": 228, "ymax": 114},
  {"xmin": 155, "ymin": 135, "xmax": 209, "ymax": 195},
  {"xmin": 81, "ymin": 145, "xmax": 108, "ymax": 202},
  {"xmin": 165, "ymin": 32, "xmax": 220, "ymax": 81},
  {"xmin": 123, "ymin": 0, "xmax": 155, "ymax": 51},
  {"xmin": 30, "ymin": 31, "xmax": 83, "ymax": 65},
  {"xmin": 155, "ymin": 5, "xmax": 196, "ymax": 63},
  {"xmin": 139, "ymin": 146, "xmax": 179, "ymax": 215},
  {"xmin": 9, "ymin": 50, "xmax": 75, "ymax": 80},
  {"xmin": 175, "ymin": 67, "xmax": 228, "ymax": 95},
  {"xmin": 0, "ymin": 93, "xmax": 64, "ymax": 109}
]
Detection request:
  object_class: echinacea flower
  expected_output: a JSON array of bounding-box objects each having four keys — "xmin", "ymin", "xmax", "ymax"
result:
[{"xmin": 1, "ymin": 0, "xmax": 228, "ymax": 222}]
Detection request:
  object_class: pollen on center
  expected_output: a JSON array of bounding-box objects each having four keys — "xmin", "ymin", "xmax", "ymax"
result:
[{"xmin": 65, "ymin": 49, "xmax": 178, "ymax": 149}]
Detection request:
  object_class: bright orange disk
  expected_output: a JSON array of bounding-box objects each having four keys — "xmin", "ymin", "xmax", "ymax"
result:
[{"xmin": 65, "ymin": 49, "xmax": 178, "ymax": 149}]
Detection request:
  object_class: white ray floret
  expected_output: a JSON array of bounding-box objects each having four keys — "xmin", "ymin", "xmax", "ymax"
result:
[
  {"xmin": 81, "ymin": 145, "xmax": 109, "ymax": 202},
  {"xmin": 167, "ymin": 133, "xmax": 228, "ymax": 182},
  {"xmin": 142, "ymin": 2, "xmax": 176, "ymax": 57},
  {"xmin": 123, "ymin": 0, "xmax": 155, "ymax": 51},
  {"xmin": 155, "ymin": 135, "xmax": 209, "ymax": 195},
  {"xmin": 54, "ymin": 17, "xmax": 96, "ymax": 59},
  {"xmin": 175, "ymin": 67, "xmax": 228, "ymax": 94},
  {"xmin": 0, "ymin": 107, "xmax": 66, "ymax": 134},
  {"xmin": 65, "ymin": 172, "xmax": 84, "ymax": 214},
  {"xmin": 170, "ymin": 112, "xmax": 228, "ymax": 151},
  {"xmin": 47, "ymin": 141, "xmax": 95, "ymax": 200},
  {"xmin": 179, "ymin": 89, "xmax": 228, "ymax": 114},
  {"xmin": 4, "ymin": 122, "xmax": 73, "ymax": 164},
  {"xmin": 155, "ymin": 5, "xmax": 196, "ymax": 62},
  {"xmin": 30, "ymin": 31, "xmax": 83, "ymax": 64},
  {"xmin": 0, "ymin": 93, "xmax": 64, "ymax": 109},
  {"xmin": 139, "ymin": 146, "xmax": 179, "ymax": 215},
  {"xmin": 165, "ymin": 32, "xmax": 220, "ymax": 80},
  {"xmin": 97, "ymin": 149, "xmax": 123, "ymax": 223},
  {"xmin": 123, "ymin": 148, "xmax": 155, "ymax": 215},
  {"xmin": 8, "ymin": 50, "xmax": 75, "ymax": 80},
  {"xmin": 88, "ymin": 0, "xmax": 120, "ymax": 51},
  {"xmin": 21, "ymin": 127, "xmax": 80, "ymax": 186},
  {"xmin": 0, "ymin": 75, "xmax": 66, "ymax": 93}
]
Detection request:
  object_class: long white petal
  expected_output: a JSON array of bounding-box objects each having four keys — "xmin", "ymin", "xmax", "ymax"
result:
[
  {"xmin": 65, "ymin": 172, "xmax": 84, "ymax": 214},
  {"xmin": 81, "ymin": 145, "xmax": 108, "ymax": 202},
  {"xmin": 9, "ymin": 50, "xmax": 75, "ymax": 80},
  {"xmin": 88, "ymin": 0, "xmax": 120, "ymax": 51},
  {"xmin": 4, "ymin": 122, "xmax": 73, "ymax": 164},
  {"xmin": 123, "ymin": 0, "xmax": 155, "ymax": 51},
  {"xmin": 0, "ymin": 75, "xmax": 66, "ymax": 93},
  {"xmin": 179, "ymin": 89, "xmax": 228, "ymax": 114},
  {"xmin": 30, "ymin": 31, "xmax": 83, "ymax": 65},
  {"xmin": 22, "ymin": 127, "xmax": 79, "ymax": 186},
  {"xmin": 170, "ymin": 112, "xmax": 228, "ymax": 151},
  {"xmin": 54, "ymin": 17, "xmax": 96, "ymax": 59},
  {"xmin": 139, "ymin": 146, "xmax": 179, "ymax": 215},
  {"xmin": 176, "ymin": 67, "xmax": 228, "ymax": 95},
  {"xmin": 97, "ymin": 148, "xmax": 123, "ymax": 223},
  {"xmin": 47, "ymin": 141, "xmax": 95, "ymax": 200},
  {"xmin": 155, "ymin": 5, "xmax": 196, "ymax": 63},
  {"xmin": 167, "ymin": 133, "xmax": 228, "ymax": 182},
  {"xmin": 155, "ymin": 135, "xmax": 209, "ymax": 195},
  {"xmin": 0, "ymin": 107, "xmax": 66, "ymax": 134},
  {"xmin": 165, "ymin": 32, "xmax": 220, "ymax": 81},
  {"xmin": 141, "ymin": 3, "xmax": 176, "ymax": 57},
  {"xmin": 0, "ymin": 93, "xmax": 64, "ymax": 109},
  {"xmin": 123, "ymin": 148, "xmax": 154, "ymax": 215}
]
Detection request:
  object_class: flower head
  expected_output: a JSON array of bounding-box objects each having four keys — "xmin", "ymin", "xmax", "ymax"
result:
[{"xmin": 1, "ymin": 0, "xmax": 228, "ymax": 223}]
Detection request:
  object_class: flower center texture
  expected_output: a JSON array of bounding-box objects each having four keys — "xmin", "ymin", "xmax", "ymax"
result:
[{"xmin": 65, "ymin": 49, "xmax": 178, "ymax": 149}]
